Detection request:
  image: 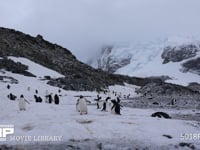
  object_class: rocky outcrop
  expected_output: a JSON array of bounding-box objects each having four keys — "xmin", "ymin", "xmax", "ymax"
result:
[
  {"xmin": 181, "ymin": 57, "xmax": 200, "ymax": 75},
  {"xmin": 0, "ymin": 27, "xmax": 75, "ymax": 76},
  {"xmin": 161, "ymin": 44, "xmax": 199, "ymax": 64},
  {"xmin": 187, "ymin": 82, "xmax": 200, "ymax": 93},
  {"xmin": 0, "ymin": 57, "xmax": 35, "ymax": 77},
  {"xmin": 137, "ymin": 82, "xmax": 199, "ymax": 96},
  {"xmin": 97, "ymin": 46, "xmax": 132, "ymax": 73},
  {"xmin": 0, "ymin": 27, "xmax": 163, "ymax": 91}
]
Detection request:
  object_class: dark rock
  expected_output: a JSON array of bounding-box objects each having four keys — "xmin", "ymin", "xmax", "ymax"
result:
[
  {"xmin": 179, "ymin": 143, "xmax": 195, "ymax": 150},
  {"xmin": 182, "ymin": 57, "xmax": 200, "ymax": 75},
  {"xmin": 162, "ymin": 134, "xmax": 173, "ymax": 139},
  {"xmin": 0, "ymin": 76, "xmax": 18, "ymax": 84},
  {"xmin": 161, "ymin": 44, "xmax": 199, "ymax": 64},
  {"xmin": 138, "ymin": 82, "xmax": 199, "ymax": 96},
  {"xmin": 152, "ymin": 102, "xmax": 159, "ymax": 105},
  {"xmin": 151, "ymin": 112, "xmax": 171, "ymax": 119},
  {"xmin": 187, "ymin": 82, "xmax": 200, "ymax": 93},
  {"xmin": 0, "ymin": 57, "xmax": 35, "ymax": 77}
]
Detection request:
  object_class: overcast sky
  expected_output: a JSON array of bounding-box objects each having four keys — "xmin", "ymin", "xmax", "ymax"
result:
[{"xmin": 0, "ymin": 0, "xmax": 200, "ymax": 62}]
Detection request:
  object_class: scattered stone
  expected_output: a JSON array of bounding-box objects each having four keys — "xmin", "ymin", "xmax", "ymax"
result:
[
  {"xmin": 151, "ymin": 112, "xmax": 171, "ymax": 119},
  {"xmin": 162, "ymin": 134, "xmax": 173, "ymax": 139},
  {"xmin": 179, "ymin": 142, "xmax": 195, "ymax": 150}
]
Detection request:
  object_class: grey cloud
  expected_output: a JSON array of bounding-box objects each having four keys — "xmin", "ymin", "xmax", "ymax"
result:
[{"xmin": 0, "ymin": 0, "xmax": 200, "ymax": 62}]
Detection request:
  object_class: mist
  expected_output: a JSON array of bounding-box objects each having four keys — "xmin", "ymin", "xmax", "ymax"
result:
[{"xmin": 0, "ymin": 0, "xmax": 200, "ymax": 62}]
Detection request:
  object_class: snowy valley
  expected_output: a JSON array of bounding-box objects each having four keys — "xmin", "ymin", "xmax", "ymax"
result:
[{"xmin": 0, "ymin": 57, "xmax": 199, "ymax": 150}]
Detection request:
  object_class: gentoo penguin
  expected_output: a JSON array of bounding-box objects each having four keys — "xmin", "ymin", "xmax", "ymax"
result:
[
  {"xmin": 101, "ymin": 97, "xmax": 111, "ymax": 111},
  {"xmin": 19, "ymin": 95, "xmax": 30, "ymax": 111},
  {"xmin": 95, "ymin": 95, "xmax": 102, "ymax": 109},
  {"xmin": 111, "ymin": 98, "xmax": 123, "ymax": 115},
  {"xmin": 34, "ymin": 95, "xmax": 39, "ymax": 103},
  {"xmin": 76, "ymin": 95, "xmax": 88, "ymax": 115},
  {"xmin": 48, "ymin": 94, "xmax": 53, "ymax": 103}
]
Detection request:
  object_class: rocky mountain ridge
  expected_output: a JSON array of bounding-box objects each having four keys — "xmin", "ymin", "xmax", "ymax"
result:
[
  {"xmin": 0, "ymin": 27, "xmax": 163, "ymax": 91},
  {"xmin": 89, "ymin": 37, "xmax": 200, "ymax": 86},
  {"xmin": 0, "ymin": 27, "xmax": 199, "ymax": 96}
]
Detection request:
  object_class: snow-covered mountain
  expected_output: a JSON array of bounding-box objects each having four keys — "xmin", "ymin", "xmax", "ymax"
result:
[{"xmin": 89, "ymin": 36, "xmax": 200, "ymax": 86}]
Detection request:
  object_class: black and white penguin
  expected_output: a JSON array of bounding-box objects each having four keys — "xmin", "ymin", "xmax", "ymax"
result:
[
  {"xmin": 7, "ymin": 84, "xmax": 10, "ymax": 89},
  {"xmin": 35, "ymin": 89, "xmax": 38, "ymax": 94},
  {"xmin": 94, "ymin": 95, "xmax": 102, "ymax": 109},
  {"xmin": 48, "ymin": 94, "xmax": 53, "ymax": 103},
  {"xmin": 76, "ymin": 95, "xmax": 88, "ymax": 115},
  {"xmin": 34, "ymin": 95, "xmax": 39, "ymax": 102},
  {"xmin": 38, "ymin": 96, "xmax": 43, "ymax": 103},
  {"xmin": 101, "ymin": 97, "xmax": 111, "ymax": 111},
  {"xmin": 18, "ymin": 95, "xmax": 30, "ymax": 111},
  {"xmin": 54, "ymin": 94, "xmax": 59, "ymax": 105},
  {"xmin": 111, "ymin": 98, "xmax": 123, "ymax": 115}
]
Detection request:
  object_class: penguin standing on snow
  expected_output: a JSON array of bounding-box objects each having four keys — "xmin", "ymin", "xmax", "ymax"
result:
[
  {"xmin": 34, "ymin": 95, "xmax": 39, "ymax": 103},
  {"xmin": 94, "ymin": 95, "xmax": 102, "ymax": 109},
  {"xmin": 35, "ymin": 89, "xmax": 38, "ymax": 94},
  {"xmin": 101, "ymin": 97, "xmax": 111, "ymax": 111},
  {"xmin": 54, "ymin": 94, "xmax": 59, "ymax": 105},
  {"xmin": 111, "ymin": 97, "xmax": 123, "ymax": 115},
  {"xmin": 76, "ymin": 95, "xmax": 89, "ymax": 115},
  {"xmin": 48, "ymin": 94, "xmax": 53, "ymax": 103},
  {"xmin": 7, "ymin": 84, "xmax": 10, "ymax": 89},
  {"xmin": 18, "ymin": 95, "xmax": 30, "ymax": 111}
]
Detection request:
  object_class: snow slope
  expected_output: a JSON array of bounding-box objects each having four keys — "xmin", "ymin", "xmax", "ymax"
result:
[
  {"xmin": 8, "ymin": 56, "xmax": 64, "ymax": 78},
  {"xmin": 90, "ymin": 37, "xmax": 200, "ymax": 86},
  {"xmin": 0, "ymin": 57, "xmax": 200, "ymax": 149}
]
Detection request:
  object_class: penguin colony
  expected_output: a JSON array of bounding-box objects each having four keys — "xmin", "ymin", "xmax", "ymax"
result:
[
  {"xmin": 6, "ymin": 84, "xmax": 172, "ymax": 118},
  {"xmin": 6, "ymin": 84, "xmax": 61, "ymax": 111}
]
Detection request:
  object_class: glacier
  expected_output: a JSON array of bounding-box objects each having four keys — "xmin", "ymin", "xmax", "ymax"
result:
[{"xmin": 89, "ymin": 36, "xmax": 200, "ymax": 86}]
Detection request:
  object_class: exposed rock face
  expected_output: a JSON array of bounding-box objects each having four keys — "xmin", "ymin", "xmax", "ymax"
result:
[
  {"xmin": 161, "ymin": 44, "xmax": 199, "ymax": 64},
  {"xmin": 97, "ymin": 46, "xmax": 132, "ymax": 73},
  {"xmin": 0, "ymin": 57, "xmax": 35, "ymax": 77},
  {"xmin": 187, "ymin": 82, "xmax": 200, "ymax": 93},
  {"xmin": 0, "ymin": 27, "xmax": 76, "ymax": 75},
  {"xmin": 181, "ymin": 57, "xmax": 200, "ymax": 75},
  {"xmin": 137, "ymin": 82, "xmax": 198, "ymax": 96},
  {"xmin": 0, "ymin": 27, "xmax": 161, "ymax": 91}
]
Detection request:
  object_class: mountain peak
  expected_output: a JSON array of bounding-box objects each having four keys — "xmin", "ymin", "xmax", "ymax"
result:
[{"xmin": 88, "ymin": 37, "xmax": 200, "ymax": 86}]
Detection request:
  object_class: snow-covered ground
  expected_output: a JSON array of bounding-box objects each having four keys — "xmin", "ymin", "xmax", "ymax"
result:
[
  {"xmin": 8, "ymin": 56, "xmax": 64, "ymax": 78},
  {"xmin": 0, "ymin": 57, "xmax": 200, "ymax": 149}
]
